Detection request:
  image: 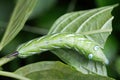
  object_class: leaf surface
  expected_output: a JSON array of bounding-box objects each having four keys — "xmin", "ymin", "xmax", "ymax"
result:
[
  {"xmin": 14, "ymin": 61, "xmax": 114, "ymax": 80},
  {"xmin": 0, "ymin": 0, "xmax": 37, "ymax": 50},
  {"xmin": 48, "ymin": 5, "xmax": 116, "ymax": 76}
]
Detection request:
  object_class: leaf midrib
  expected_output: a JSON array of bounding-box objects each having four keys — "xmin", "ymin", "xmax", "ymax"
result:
[
  {"xmin": 79, "ymin": 29, "xmax": 112, "ymax": 35},
  {"xmin": 76, "ymin": 6, "xmax": 113, "ymax": 33}
]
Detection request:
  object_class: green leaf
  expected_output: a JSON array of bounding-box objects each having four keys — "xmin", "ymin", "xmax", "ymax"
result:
[
  {"xmin": 103, "ymin": 35, "xmax": 118, "ymax": 63},
  {"xmin": 52, "ymin": 49, "xmax": 107, "ymax": 76},
  {"xmin": 49, "ymin": 5, "xmax": 115, "ymax": 47},
  {"xmin": 0, "ymin": 71, "xmax": 30, "ymax": 80},
  {"xmin": 95, "ymin": 0, "xmax": 119, "ymax": 7},
  {"xmin": 115, "ymin": 57, "xmax": 120, "ymax": 75},
  {"xmin": 14, "ymin": 61, "xmax": 114, "ymax": 80},
  {"xmin": 0, "ymin": 0, "xmax": 37, "ymax": 50},
  {"xmin": 48, "ymin": 5, "xmax": 116, "ymax": 76}
]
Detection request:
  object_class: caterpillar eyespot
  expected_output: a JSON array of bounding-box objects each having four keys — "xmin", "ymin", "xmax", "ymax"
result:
[
  {"xmin": 16, "ymin": 33, "xmax": 108, "ymax": 64},
  {"xmin": 88, "ymin": 54, "xmax": 93, "ymax": 59}
]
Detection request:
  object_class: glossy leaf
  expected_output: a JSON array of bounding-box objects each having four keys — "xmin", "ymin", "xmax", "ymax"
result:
[
  {"xmin": 48, "ymin": 5, "xmax": 116, "ymax": 76},
  {"xmin": 0, "ymin": 0, "xmax": 37, "ymax": 50},
  {"xmin": 14, "ymin": 61, "xmax": 114, "ymax": 80}
]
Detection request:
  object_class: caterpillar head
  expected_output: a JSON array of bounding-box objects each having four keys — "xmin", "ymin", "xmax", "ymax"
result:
[{"xmin": 87, "ymin": 45, "xmax": 109, "ymax": 64}]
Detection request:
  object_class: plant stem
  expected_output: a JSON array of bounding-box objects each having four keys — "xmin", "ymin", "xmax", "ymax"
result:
[
  {"xmin": 0, "ymin": 51, "xmax": 18, "ymax": 66},
  {"xmin": 0, "ymin": 21, "xmax": 48, "ymax": 35},
  {"xmin": 0, "ymin": 71, "xmax": 30, "ymax": 80},
  {"xmin": 23, "ymin": 25, "xmax": 48, "ymax": 35},
  {"xmin": 0, "ymin": 56, "xmax": 15, "ymax": 66}
]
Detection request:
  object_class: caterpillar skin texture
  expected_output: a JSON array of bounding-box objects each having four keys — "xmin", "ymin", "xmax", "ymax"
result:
[{"xmin": 17, "ymin": 33, "xmax": 108, "ymax": 64}]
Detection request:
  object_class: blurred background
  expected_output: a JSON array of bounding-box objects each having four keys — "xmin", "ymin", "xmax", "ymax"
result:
[{"xmin": 0, "ymin": 0, "xmax": 120, "ymax": 79}]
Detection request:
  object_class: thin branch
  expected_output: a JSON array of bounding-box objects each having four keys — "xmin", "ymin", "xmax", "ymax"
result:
[
  {"xmin": 0, "ymin": 21, "xmax": 48, "ymax": 35},
  {"xmin": 23, "ymin": 25, "xmax": 48, "ymax": 35},
  {"xmin": 0, "ymin": 51, "xmax": 18, "ymax": 66},
  {"xmin": 0, "ymin": 71, "xmax": 30, "ymax": 80}
]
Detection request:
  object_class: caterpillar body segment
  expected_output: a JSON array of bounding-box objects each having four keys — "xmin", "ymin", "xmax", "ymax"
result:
[{"xmin": 17, "ymin": 33, "xmax": 108, "ymax": 64}]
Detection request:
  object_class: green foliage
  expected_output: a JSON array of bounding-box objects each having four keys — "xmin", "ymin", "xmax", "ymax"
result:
[
  {"xmin": 49, "ymin": 5, "xmax": 114, "ymax": 47},
  {"xmin": 103, "ymin": 35, "xmax": 118, "ymax": 62},
  {"xmin": 14, "ymin": 61, "xmax": 114, "ymax": 80},
  {"xmin": 0, "ymin": 0, "xmax": 119, "ymax": 80},
  {"xmin": 12, "ymin": 4, "xmax": 115, "ymax": 79},
  {"xmin": 48, "ymin": 5, "xmax": 115, "ymax": 76},
  {"xmin": 95, "ymin": 0, "xmax": 119, "ymax": 7},
  {"xmin": 115, "ymin": 57, "xmax": 120, "ymax": 74},
  {"xmin": 0, "ymin": 0, "xmax": 37, "ymax": 50}
]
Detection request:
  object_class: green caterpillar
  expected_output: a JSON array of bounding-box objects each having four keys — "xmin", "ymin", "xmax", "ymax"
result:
[{"xmin": 16, "ymin": 33, "xmax": 108, "ymax": 64}]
